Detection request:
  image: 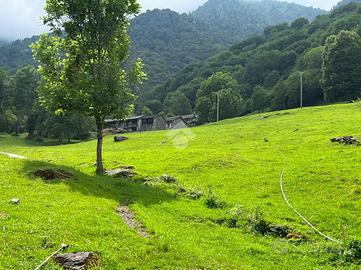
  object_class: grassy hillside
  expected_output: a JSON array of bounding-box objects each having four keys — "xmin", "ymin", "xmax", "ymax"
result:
[{"xmin": 1, "ymin": 103, "xmax": 361, "ymax": 269}]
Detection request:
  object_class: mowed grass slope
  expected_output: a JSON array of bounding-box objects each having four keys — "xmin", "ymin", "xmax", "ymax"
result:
[{"xmin": 1, "ymin": 103, "xmax": 361, "ymax": 269}]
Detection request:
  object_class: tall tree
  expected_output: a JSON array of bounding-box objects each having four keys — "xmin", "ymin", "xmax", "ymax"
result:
[
  {"xmin": 0, "ymin": 68, "xmax": 6, "ymax": 113},
  {"xmin": 32, "ymin": 0, "xmax": 145, "ymax": 174},
  {"xmin": 13, "ymin": 66, "xmax": 38, "ymax": 118},
  {"xmin": 251, "ymin": 86, "xmax": 269, "ymax": 113},
  {"xmin": 321, "ymin": 30, "xmax": 361, "ymax": 102},
  {"xmin": 195, "ymin": 72, "xmax": 242, "ymax": 123},
  {"xmin": 0, "ymin": 68, "xmax": 8, "ymax": 131},
  {"xmin": 164, "ymin": 91, "xmax": 192, "ymax": 116}
]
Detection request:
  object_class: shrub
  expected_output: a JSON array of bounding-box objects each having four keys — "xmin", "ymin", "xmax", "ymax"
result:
[
  {"xmin": 205, "ymin": 188, "xmax": 226, "ymax": 209},
  {"xmin": 247, "ymin": 208, "xmax": 270, "ymax": 235},
  {"xmin": 177, "ymin": 186, "xmax": 203, "ymax": 200},
  {"xmin": 344, "ymin": 240, "xmax": 361, "ymax": 263}
]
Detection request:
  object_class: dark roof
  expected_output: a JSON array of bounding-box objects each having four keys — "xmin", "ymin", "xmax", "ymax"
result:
[
  {"xmin": 106, "ymin": 115, "xmax": 162, "ymax": 123},
  {"xmin": 181, "ymin": 114, "xmax": 196, "ymax": 119},
  {"xmin": 166, "ymin": 116, "xmax": 186, "ymax": 123},
  {"xmin": 127, "ymin": 115, "xmax": 145, "ymax": 120}
]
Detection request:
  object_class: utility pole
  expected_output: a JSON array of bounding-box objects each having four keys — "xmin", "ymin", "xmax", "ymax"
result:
[
  {"xmin": 216, "ymin": 92, "xmax": 220, "ymax": 122},
  {"xmin": 299, "ymin": 71, "xmax": 304, "ymax": 109}
]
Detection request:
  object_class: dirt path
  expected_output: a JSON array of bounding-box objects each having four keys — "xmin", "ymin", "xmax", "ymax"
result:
[
  {"xmin": 0, "ymin": 152, "xmax": 27, "ymax": 159},
  {"xmin": 117, "ymin": 206, "xmax": 150, "ymax": 238}
]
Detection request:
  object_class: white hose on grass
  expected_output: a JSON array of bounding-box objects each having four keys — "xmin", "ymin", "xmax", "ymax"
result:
[{"xmin": 280, "ymin": 170, "xmax": 341, "ymax": 243}]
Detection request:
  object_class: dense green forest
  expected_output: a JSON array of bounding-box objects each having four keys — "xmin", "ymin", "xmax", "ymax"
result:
[
  {"xmin": 0, "ymin": 39, "xmax": 8, "ymax": 46},
  {"xmin": 145, "ymin": 3, "xmax": 361, "ymax": 122},
  {"xmin": 2, "ymin": 1, "xmax": 361, "ymax": 136},
  {"xmin": 191, "ymin": 0, "xmax": 325, "ymax": 46},
  {"xmin": 0, "ymin": 36, "xmax": 37, "ymax": 71},
  {"xmin": 128, "ymin": 9, "xmax": 224, "ymax": 96},
  {"xmin": 337, "ymin": 0, "xmax": 361, "ymax": 8},
  {"xmin": 0, "ymin": 65, "xmax": 93, "ymax": 141},
  {"xmin": 0, "ymin": 0, "xmax": 324, "ymax": 113}
]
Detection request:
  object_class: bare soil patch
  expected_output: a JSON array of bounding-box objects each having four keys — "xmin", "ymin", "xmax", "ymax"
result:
[
  {"xmin": 34, "ymin": 169, "xmax": 73, "ymax": 180},
  {"xmin": 117, "ymin": 206, "xmax": 150, "ymax": 238}
]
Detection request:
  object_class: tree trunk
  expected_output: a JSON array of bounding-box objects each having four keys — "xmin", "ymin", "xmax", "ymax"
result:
[
  {"xmin": 96, "ymin": 121, "xmax": 104, "ymax": 174},
  {"xmin": 15, "ymin": 121, "xmax": 20, "ymax": 136}
]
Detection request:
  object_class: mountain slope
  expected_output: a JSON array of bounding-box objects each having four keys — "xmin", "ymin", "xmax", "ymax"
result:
[
  {"xmin": 150, "ymin": 3, "xmax": 361, "ymax": 116},
  {"xmin": 0, "ymin": 39, "xmax": 8, "ymax": 46},
  {"xmin": 1, "ymin": 103, "xmax": 361, "ymax": 269},
  {"xmin": 128, "ymin": 9, "xmax": 223, "ymax": 93},
  {"xmin": 191, "ymin": 0, "xmax": 325, "ymax": 46},
  {"xmin": 0, "ymin": 36, "xmax": 37, "ymax": 71},
  {"xmin": 0, "ymin": 0, "xmax": 325, "ymax": 92},
  {"xmin": 336, "ymin": 0, "xmax": 361, "ymax": 8}
]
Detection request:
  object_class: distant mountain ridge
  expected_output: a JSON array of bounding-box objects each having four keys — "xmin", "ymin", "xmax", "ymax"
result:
[
  {"xmin": 146, "ymin": 2, "xmax": 361, "ymax": 117},
  {"xmin": 0, "ymin": 39, "xmax": 8, "ymax": 46},
  {"xmin": 191, "ymin": 0, "xmax": 326, "ymax": 45},
  {"xmin": 0, "ymin": 0, "xmax": 325, "ymax": 107},
  {"xmin": 336, "ymin": 0, "xmax": 361, "ymax": 8}
]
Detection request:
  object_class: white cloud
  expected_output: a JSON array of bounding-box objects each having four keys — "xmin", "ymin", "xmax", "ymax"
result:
[
  {"xmin": 0, "ymin": 0, "xmax": 47, "ymax": 40},
  {"xmin": 0, "ymin": 0, "xmax": 341, "ymax": 41}
]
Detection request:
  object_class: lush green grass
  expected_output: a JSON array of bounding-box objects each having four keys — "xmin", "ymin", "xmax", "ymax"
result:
[{"xmin": 1, "ymin": 103, "xmax": 361, "ymax": 269}]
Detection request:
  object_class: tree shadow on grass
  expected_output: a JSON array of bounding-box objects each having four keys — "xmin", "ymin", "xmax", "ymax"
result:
[{"xmin": 21, "ymin": 160, "xmax": 176, "ymax": 207}]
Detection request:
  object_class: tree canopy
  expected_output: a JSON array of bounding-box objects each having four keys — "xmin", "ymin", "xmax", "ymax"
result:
[{"xmin": 32, "ymin": 0, "xmax": 145, "ymax": 174}]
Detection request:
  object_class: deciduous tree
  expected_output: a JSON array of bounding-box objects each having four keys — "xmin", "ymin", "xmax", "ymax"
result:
[
  {"xmin": 321, "ymin": 30, "xmax": 361, "ymax": 102},
  {"xmin": 32, "ymin": 0, "xmax": 146, "ymax": 174}
]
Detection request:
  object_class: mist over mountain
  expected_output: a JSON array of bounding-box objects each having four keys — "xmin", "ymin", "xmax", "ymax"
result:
[{"xmin": 0, "ymin": 39, "xmax": 8, "ymax": 46}]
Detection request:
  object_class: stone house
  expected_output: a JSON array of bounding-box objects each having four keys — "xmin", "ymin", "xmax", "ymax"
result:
[{"xmin": 105, "ymin": 115, "xmax": 167, "ymax": 133}]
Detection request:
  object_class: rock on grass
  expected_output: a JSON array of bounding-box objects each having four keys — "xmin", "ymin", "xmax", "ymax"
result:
[
  {"xmin": 53, "ymin": 252, "xmax": 99, "ymax": 270},
  {"xmin": 331, "ymin": 136, "xmax": 360, "ymax": 145}
]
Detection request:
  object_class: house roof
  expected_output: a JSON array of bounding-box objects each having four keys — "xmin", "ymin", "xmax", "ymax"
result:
[
  {"xmin": 181, "ymin": 114, "xmax": 195, "ymax": 119},
  {"xmin": 165, "ymin": 116, "xmax": 185, "ymax": 122},
  {"xmin": 165, "ymin": 116, "xmax": 187, "ymax": 124},
  {"xmin": 106, "ymin": 115, "xmax": 163, "ymax": 123}
]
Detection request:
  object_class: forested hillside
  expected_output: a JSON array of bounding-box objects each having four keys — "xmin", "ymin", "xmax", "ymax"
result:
[
  {"xmin": 191, "ymin": 0, "xmax": 325, "ymax": 46},
  {"xmin": 0, "ymin": 36, "xmax": 37, "ymax": 70},
  {"xmin": 0, "ymin": 0, "xmax": 324, "ymax": 107},
  {"xmin": 336, "ymin": 0, "xmax": 361, "ymax": 8},
  {"xmin": 146, "ymin": 3, "xmax": 361, "ymax": 122},
  {"xmin": 0, "ymin": 39, "xmax": 8, "ymax": 46},
  {"xmin": 128, "ymin": 9, "xmax": 223, "ymax": 94}
]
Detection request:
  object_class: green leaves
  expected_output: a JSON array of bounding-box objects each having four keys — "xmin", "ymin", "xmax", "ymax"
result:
[
  {"xmin": 32, "ymin": 0, "xmax": 145, "ymax": 121},
  {"xmin": 321, "ymin": 30, "xmax": 361, "ymax": 102}
]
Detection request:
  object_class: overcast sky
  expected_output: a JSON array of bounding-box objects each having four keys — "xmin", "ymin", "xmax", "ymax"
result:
[{"xmin": 0, "ymin": 0, "xmax": 340, "ymax": 41}]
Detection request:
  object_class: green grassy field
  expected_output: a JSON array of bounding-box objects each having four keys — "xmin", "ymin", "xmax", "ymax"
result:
[{"xmin": 1, "ymin": 103, "xmax": 361, "ymax": 269}]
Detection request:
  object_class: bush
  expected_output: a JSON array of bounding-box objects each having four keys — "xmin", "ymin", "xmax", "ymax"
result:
[
  {"xmin": 247, "ymin": 208, "xmax": 270, "ymax": 235},
  {"xmin": 205, "ymin": 188, "xmax": 226, "ymax": 209},
  {"xmin": 344, "ymin": 240, "xmax": 361, "ymax": 263},
  {"xmin": 326, "ymin": 239, "xmax": 361, "ymax": 265},
  {"xmin": 177, "ymin": 186, "xmax": 203, "ymax": 200},
  {"xmin": 224, "ymin": 205, "xmax": 245, "ymax": 228}
]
